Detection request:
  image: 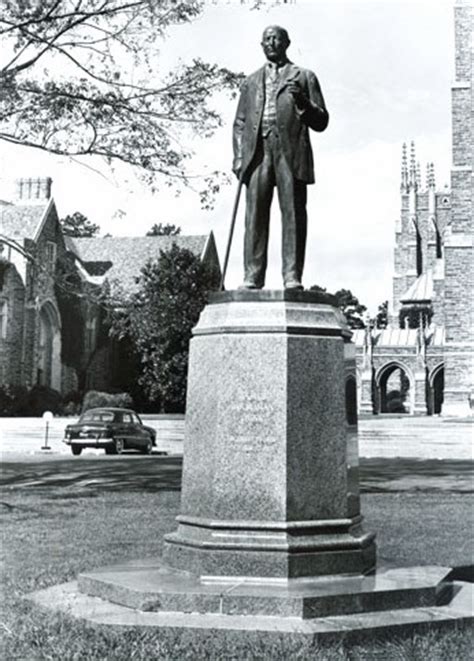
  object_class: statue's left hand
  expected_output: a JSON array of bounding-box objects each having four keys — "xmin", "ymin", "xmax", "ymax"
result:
[{"xmin": 287, "ymin": 81, "xmax": 310, "ymax": 110}]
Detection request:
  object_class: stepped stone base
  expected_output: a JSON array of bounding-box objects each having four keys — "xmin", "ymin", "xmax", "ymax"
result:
[
  {"xmin": 29, "ymin": 563, "xmax": 473, "ymax": 656},
  {"xmin": 78, "ymin": 558, "xmax": 451, "ymax": 617}
]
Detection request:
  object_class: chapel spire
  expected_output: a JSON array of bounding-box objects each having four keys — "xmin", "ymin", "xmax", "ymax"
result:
[{"xmin": 400, "ymin": 142, "xmax": 408, "ymax": 192}]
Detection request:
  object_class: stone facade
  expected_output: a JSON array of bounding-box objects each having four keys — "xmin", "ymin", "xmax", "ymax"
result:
[
  {"xmin": 0, "ymin": 179, "xmax": 75, "ymax": 393},
  {"xmin": 0, "ymin": 180, "xmax": 221, "ymax": 400},
  {"xmin": 442, "ymin": 0, "xmax": 473, "ymax": 415},
  {"xmin": 355, "ymin": 0, "xmax": 473, "ymax": 417}
]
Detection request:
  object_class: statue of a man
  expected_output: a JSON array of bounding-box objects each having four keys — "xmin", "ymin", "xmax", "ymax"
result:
[{"xmin": 232, "ymin": 25, "xmax": 329, "ymax": 290}]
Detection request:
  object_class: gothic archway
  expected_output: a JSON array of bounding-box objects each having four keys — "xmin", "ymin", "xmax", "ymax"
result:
[
  {"xmin": 376, "ymin": 362, "xmax": 413, "ymax": 414},
  {"xmin": 428, "ymin": 363, "xmax": 444, "ymax": 415},
  {"xmin": 345, "ymin": 376, "xmax": 358, "ymax": 425},
  {"xmin": 37, "ymin": 301, "xmax": 61, "ymax": 390}
]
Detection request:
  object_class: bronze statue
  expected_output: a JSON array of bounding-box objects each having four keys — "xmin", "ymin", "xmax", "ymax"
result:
[{"xmin": 232, "ymin": 25, "xmax": 329, "ymax": 290}]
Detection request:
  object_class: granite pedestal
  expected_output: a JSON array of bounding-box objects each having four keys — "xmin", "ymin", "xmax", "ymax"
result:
[{"xmin": 163, "ymin": 290, "xmax": 375, "ymax": 578}]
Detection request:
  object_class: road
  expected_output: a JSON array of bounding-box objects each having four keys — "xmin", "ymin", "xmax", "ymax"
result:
[
  {"xmin": 0, "ymin": 415, "xmax": 184, "ymax": 458},
  {"xmin": 1, "ymin": 414, "xmax": 472, "ymax": 460}
]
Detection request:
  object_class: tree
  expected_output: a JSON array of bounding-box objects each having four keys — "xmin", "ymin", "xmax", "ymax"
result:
[
  {"xmin": 309, "ymin": 285, "xmax": 367, "ymax": 329},
  {"xmin": 0, "ymin": 1, "xmax": 242, "ymax": 189},
  {"xmin": 146, "ymin": 223, "xmax": 181, "ymax": 237},
  {"xmin": 374, "ymin": 300, "xmax": 388, "ymax": 329},
  {"xmin": 110, "ymin": 244, "xmax": 219, "ymax": 412},
  {"xmin": 61, "ymin": 211, "xmax": 100, "ymax": 237}
]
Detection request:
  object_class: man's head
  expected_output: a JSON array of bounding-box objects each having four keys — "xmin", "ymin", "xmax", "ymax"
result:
[{"xmin": 261, "ymin": 25, "xmax": 290, "ymax": 64}]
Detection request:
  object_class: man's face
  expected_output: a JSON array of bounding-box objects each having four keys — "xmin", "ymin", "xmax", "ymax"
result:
[{"xmin": 261, "ymin": 27, "xmax": 288, "ymax": 63}]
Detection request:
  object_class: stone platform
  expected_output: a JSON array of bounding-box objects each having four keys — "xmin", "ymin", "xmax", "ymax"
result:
[
  {"xmin": 30, "ymin": 566, "xmax": 473, "ymax": 655},
  {"xmin": 79, "ymin": 558, "xmax": 452, "ymax": 617}
]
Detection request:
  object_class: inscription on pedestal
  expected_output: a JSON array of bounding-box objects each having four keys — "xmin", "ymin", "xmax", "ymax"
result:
[{"xmin": 224, "ymin": 397, "xmax": 277, "ymax": 452}]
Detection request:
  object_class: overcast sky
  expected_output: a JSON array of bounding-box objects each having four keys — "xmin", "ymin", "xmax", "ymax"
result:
[{"xmin": 1, "ymin": 0, "xmax": 455, "ymax": 312}]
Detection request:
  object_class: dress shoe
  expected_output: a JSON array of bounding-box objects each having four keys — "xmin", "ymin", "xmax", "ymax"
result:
[
  {"xmin": 239, "ymin": 281, "xmax": 262, "ymax": 290},
  {"xmin": 284, "ymin": 280, "xmax": 304, "ymax": 290}
]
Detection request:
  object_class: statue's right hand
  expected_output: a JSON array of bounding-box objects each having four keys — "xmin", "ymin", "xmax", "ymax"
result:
[{"xmin": 233, "ymin": 164, "xmax": 242, "ymax": 180}]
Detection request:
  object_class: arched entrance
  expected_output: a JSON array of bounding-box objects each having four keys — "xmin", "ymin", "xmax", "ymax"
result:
[
  {"xmin": 428, "ymin": 364, "xmax": 444, "ymax": 415},
  {"xmin": 376, "ymin": 362, "xmax": 412, "ymax": 414},
  {"xmin": 345, "ymin": 376, "xmax": 358, "ymax": 425},
  {"xmin": 37, "ymin": 302, "xmax": 61, "ymax": 390}
]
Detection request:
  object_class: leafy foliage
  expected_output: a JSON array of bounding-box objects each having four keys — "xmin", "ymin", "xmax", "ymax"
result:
[
  {"xmin": 60, "ymin": 211, "xmax": 100, "ymax": 237},
  {"xmin": 82, "ymin": 389, "xmax": 133, "ymax": 413},
  {"xmin": 374, "ymin": 300, "xmax": 388, "ymax": 329},
  {"xmin": 310, "ymin": 284, "xmax": 367, "ymax": 329},
  {"xmin": 0, "ymin": 383, "xmax": 63, "ymax": 416},
  {"xmin": 146, "ymin": 222, "xmax": 181, "ymax": 236},
  {"xmin": 0, "ymin": 1, "xmax": 243, "ymax": 190},
  {"xmin": 0, "ymin": 384, "xmax": 29, "ymax": 415},
  {"xmin": 110, "ymin": 243, "xmax": 219, "ymax": 412}
]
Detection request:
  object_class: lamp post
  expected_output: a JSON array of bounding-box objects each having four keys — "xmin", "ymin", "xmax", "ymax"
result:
[{"xmin": 41, "ymin": 410, "xmax": 53, "ymax": 450}]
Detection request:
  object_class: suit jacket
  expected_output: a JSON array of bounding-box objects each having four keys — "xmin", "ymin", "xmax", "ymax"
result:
[{"xmin": 232, "ymin": 62, "xmax": 329, "ymax": 184}]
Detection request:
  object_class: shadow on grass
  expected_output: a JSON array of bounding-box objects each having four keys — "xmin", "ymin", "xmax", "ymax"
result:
[
  {"xmin": 1, "ymin": 456, "xmax": 473, "ymax": 497},
  {"xmin": 1, "ymin": 456, "xmax": 183, "ymax": 497},
  {"xmin": 359, "ymin": 458, "xmax": 474, "ymax": 493}
]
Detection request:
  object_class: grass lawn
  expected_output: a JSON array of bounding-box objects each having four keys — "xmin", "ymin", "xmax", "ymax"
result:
[{"xmin": 1, "ymin": 461, "xmax": 473, "ymax": 659}]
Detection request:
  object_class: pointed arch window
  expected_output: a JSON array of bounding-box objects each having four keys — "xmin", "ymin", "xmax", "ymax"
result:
[
  {"xmin": 0, "ymin": 299, "xmax": 7, "ymax": 339},
  {"xmin": 432, "ymin": 219, "xmax": 443, "ymax": 259}
]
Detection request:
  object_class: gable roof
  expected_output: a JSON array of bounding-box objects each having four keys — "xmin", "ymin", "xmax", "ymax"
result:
[
  {"xmin": 0, "ymin": 201, "xmax": 50, "ymax": 242},
  {"xmin": 68, "ymin": 234, "xmax": 214, "ymax": 294},
  {"xmin": 400, "ymin": 270, "xmax": 434, "ymax": 304}
]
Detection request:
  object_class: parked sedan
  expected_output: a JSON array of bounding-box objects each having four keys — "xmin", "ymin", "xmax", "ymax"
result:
[{"xmin": 63, "ymin": 407, "xmax": 156, "ymax": 456}]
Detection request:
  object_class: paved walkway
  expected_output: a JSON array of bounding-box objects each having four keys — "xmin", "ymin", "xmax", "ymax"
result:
[
  {"xmin": 0, "ymin": 415, "xmax": 472, "ymax": 460},
  {"xmin": 358, "ymin": 415, "xmax": 472, "ymax": 460}
]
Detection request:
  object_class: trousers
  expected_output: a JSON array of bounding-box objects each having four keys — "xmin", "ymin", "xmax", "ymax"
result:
[{"xmin": 243, "ymin": 129, "xmax": 307, "ymax": 288}]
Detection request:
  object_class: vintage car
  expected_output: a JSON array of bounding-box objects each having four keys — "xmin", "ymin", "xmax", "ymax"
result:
[{"xmin": 63, "ymin": 407, "xmax": 156, "ymax": 456}]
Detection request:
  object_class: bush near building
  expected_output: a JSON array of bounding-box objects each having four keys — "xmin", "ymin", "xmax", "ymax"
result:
[
  {"xmin": 0, "ymin": 384, "xmax": 62, "ymax": 416},
  {"xmin": 81, "ymin": 390, "xmax": 134, "ymax": 413}
]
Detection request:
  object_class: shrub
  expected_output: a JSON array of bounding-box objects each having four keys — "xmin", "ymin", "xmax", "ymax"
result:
[
  {"xmin": 386, "ymin": 390, "xmax": 406, "ymax": 413},
  {"xmin": 61, "ymin": 391, "xmax": 83, "ymax": 416},
  {"xmin": 24, "ymin": 385, "xmax": 63, "ymax": 416},
  {"xmin": 0, "ymin": 384, "xmax": 29, "ymax": 416},
  {"xmin": 81, "ymin": 390, "xmax": 134, "ymax": 413}
]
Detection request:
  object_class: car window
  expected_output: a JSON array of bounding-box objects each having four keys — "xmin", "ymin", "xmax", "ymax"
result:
[
  {"xmin": 131, "ymin": 413, "xmax": 141, "ymax": 425},
  {"xmin": 80, "ymin": 411, "xmax": 114, "ymax": 423},
  {"xmin": 122, "ymin": 413, "xmax": 132, "ymax": 424}
]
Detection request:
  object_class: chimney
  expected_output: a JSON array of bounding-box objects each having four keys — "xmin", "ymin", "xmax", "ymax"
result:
[{"xmin": 15, "ymin": 177, "xmax": 52, "ymax": 203}]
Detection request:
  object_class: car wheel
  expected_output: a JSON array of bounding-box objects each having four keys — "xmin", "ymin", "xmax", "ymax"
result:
[
  {"xmin": 142, "ymin": 438, "xmax": 153, "ymax": 455},
  {"xmin": 71, "ymin": 446, "xmax": 82, "ymax": 456},
  {"xmin": 114, "ymin": 438, "xmax": 125, "ymax": 455}
]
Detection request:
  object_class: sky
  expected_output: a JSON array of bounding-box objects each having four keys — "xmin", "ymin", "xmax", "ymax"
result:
[{"xmin": 0, "ymin": 0, "xmax": 455, "ymax": 313}]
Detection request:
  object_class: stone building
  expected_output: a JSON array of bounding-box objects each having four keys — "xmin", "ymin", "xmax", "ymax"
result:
[
  {"xmin": 354, "ymin": 0, "xmax": 473, "ymax": 416},
  {"xmin": 0, "ymin": 178, "xmax": 73, "ymax": 393},
  {"xmin": 0, "ymin": 179, "xmax": 221, "ymax": 398}
]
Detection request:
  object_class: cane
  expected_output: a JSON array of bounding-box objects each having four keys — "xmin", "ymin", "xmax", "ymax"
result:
[{"xmin": 220, "ymin": 177, "xmax": 244, "ymax": 291}]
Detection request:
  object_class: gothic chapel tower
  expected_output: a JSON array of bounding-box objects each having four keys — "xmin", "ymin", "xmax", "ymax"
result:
[{"xmin": 443, "ymin": 0, "xmax": 473, "ymax": 415}]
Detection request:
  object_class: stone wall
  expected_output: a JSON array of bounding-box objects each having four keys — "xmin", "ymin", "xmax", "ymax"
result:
[
  {"xmin": 0, "ymin": 264, "xmax": 25, "ymax": 385},
  {"xmin": 443, "ymin": 0, "xmax": 473, "ymax": 415}
]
